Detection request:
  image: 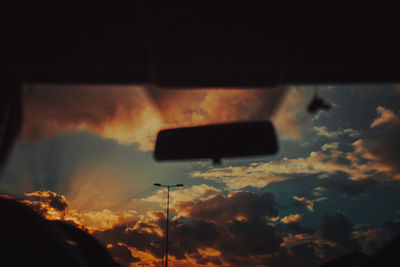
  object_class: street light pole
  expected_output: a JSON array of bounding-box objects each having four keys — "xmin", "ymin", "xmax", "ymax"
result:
[
  {"xmin": 165, "ymin": 185, "xmax": 170, "ymax": 267},
  {"xmin": 154, "ymin": 183, "xmax": 183, "ymax": 267}
]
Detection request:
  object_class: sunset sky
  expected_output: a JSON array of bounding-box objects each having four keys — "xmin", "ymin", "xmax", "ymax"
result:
[{"xmin": 1, "ymin": 85, "xmax": 400, "ymax": 266}]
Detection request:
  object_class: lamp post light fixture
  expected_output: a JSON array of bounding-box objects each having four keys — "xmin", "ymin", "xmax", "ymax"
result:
[{"xmin": 153, "ymin": 183, "xmax": 184, "ymax": 267}]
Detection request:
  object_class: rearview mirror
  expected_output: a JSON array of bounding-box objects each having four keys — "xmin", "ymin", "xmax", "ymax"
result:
[{"xmin": 154, "ymin": 121, "xmax": 278, "ymax": 163}]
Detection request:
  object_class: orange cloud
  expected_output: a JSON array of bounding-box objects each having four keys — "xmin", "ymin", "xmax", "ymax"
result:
[
  {"xmin": 128, "ymin": 184, "xmax": 222, "ymax": 219},
  {"xmin": 22, "ymin": 190, "xmax": 72, "ymax": 220},
  {"xmin": 20, "ymin": 190, "xmax": 138, "ymax": 232},
  {"xmin": 281, "ymin": 214, "xmax": 303, "ymax": 224},
  {"xmin": 351, "ymin": 106, "xmax": 400, "ymax": 179},
  {"xmin": 75, "ymin": 209, "xmax": 137, "ymax": 232},
  {"xmin": 20, "ymin": 86, "xmax": 290, "ymax": 151},
  {"xmin": 281, "ymin": 233, "xmax": 336, "ymax": 248},
  {"xmin": 148, "ymin": 87, "xmax": 286, "ymax": 125},
  {"xmin": 190, "ymin": 149, "xmax": 358, "ymax": 189},
  {"xmin": 271, "ymin": 87, "xmax": 304, "ymax": 139},
  {"xmin": 197, "ymin": 247, "xmax": 222, "ymax": 258},
  {"xmin": 370, "ymin": 106, "xmax": 400, "ymax": 128},
  {"xmin": 293, "ymin": 196, "xmax": 314, "ymax": 212},
  {"xmin": 21, "ymin": 85, "xmax": 163, "ymax": 151}
]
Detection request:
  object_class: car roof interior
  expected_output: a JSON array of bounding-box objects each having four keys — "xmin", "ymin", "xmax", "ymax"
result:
[{"xmin": 5, "ymin": 2, "xmax": 400, "ymax": 87}]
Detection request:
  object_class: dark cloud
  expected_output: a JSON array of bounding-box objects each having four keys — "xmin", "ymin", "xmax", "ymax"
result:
[
  {"xmin": 177, "ymin": 218, "xmax": 283, "ymax": 266},
  {"xmin": 171, "ymin": 192, "xmax": 285, "ymax": 266},
  {"xmin": 353, "ymin": 228, "xmax": 385, "ymax": 254},
  {"xmin": 178, "ymin": 191, "xmax": 279, "ymax": 223},
  {"xmin": 286, "ymin": 222, "xmax": 315, "ymax": 234},
  {"xmin": 225, "ymin": 220, "xmax": 282, "ymax": 254},
  {"xmin": 321, "ymin": 211, "xmax": 354, "ymax": 244},
  {"xmin": 169, "ymin": 219, "xmax": 219, "ymax": 259},
  {"xmin": 107, "ymin": 244, "xmax": 140, "ymax": 266},
  {"xmin": 321, "ymin": 171, "xmax": 378, "ymax": 197},
  {"xmin": 320, "ymin": 211, "xmax": 360, "ymax": 258},
  {"xmin": 261, "ymin": 243, "xmax": 321, "ymax": 267},
  {"xmin": 382, "ymin": 220, "xmax": 400, "ymax": 235},
  {"xmin": 93, "ymin": 212, "xmax": 166, "ymax": 260},
  {"xmin": 95, "ymin": 192, "xmax": 284, "ymax": 266}
]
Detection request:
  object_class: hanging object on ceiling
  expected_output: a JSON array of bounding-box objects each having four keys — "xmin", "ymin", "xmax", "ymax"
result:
[{"xmin": 307, "ymin": 88, "xmax": 331, "ymax": 114}]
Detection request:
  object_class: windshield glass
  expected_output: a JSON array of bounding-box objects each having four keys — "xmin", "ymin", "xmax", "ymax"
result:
[{"xmin": 1, "ymin": 85, "xmax": 400, "ymax": 266}]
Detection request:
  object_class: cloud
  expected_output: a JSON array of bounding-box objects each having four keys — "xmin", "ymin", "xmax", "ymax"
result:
[
  {"xmin": 191, "ymin": 164, "xmax": 287, "ymax": 189},
  {"xmin": 285, "ymin": 222, "xmax": 315, "ymax": 234},
  {"xmin": 20, "ymin": 190, "xmax": 138, "ymax": 232},
  {"xmin": 271, "ymin": 87, "xmax": 304, "ymax": 139},
  {"xmin": 75, "ymin": 209, "xmax": 138, "ymax": 232},
  {"xmin": 281, "ymin": 214, "xmax": 303, "ymax": 224},
  {"xmin": 19, "ymin": 185, "xmax": 218, "ymax": 235},
  {"xmin": 370, "ymin": 106, "xmax": 400, "ymax": 127},
  {"xmin": 174, "ymin": 191, "xmax": 279, "ymax": 223},
  {"xmin": 276, "ymin": 232, "xmax": 337, "ymax": 267},
  {"xmin": 320, "ymin": 171, "xmax": 378, "ymax": 197},
  {"xmin": 190, "ymin": 154, "xmax": 320, "ymax": 190},
  {"xmin": 107, "ymin": 244, "xmax": 140, "ymax": 266},
  {"xmin": 168, "ymin": 219, "xmax": 220, "ymax": 260},
  {"xmin": 186, "ymin": 248, "xmax": 222, "ymax": 266},
  {"xmin": 8, "ymin": 189, "xmax": 387, "ymax": 267},
  {"xmin": 322, "ymin": 142, "xmax": 339, "ymax": 151},
  {"xmin": 320, "ymin": 211, "xmax": 360, "ymax": 256},
  {"xmin": 191, "ymin": 142, "xmax": 371, "ymax": 190},
  {"xmin": 93, "ymin": 210, "xmax": 175, "ymax": 265},
  {"xmin": 137, "ymin": 184, "xmax": 221, "ymax": 208},
  {"xmin": 314, "ymin": 126, "xmax": 360, "ymax": 139},
  {"xmin": 314, "ymin": 126, "xmax": 339, "ymax": 138},
  {"xmin": 353, "ymin": 228, "xmax": 384, "ymax": 254},
  {"xmin": 24, "ymin": 190, "xmax": 68, "ymax": 212},
  {"xmin": 352, "ymin": 106, "xmax": 400, "ymax": 179},
  {"xmin": 190, "ymin": 147, "xmax": 358, "ymax": 189},
  {"xmin": 311, "ymin": 186, "xmax": 327, "ymax": 201},
  {"xmin": 171, "ymin": 191, "xmax": 285, "ymax": 265},
  {"xmin": 96, "ymin": 191, "xmax": 284, "ymax": 266},
  {"xmin": 293, "ymin": 196, "xmax": 314, "ymax": 212},
  {"xmin": 192, "ymin": 107, "xmax": 400, "ymax": 190},
  {"xmin": 20, "ymin": 86, "xmax": 289, "ymax": 151},
  {"xmin": 260, "ymin": 243, "xmax": 322, "ymax": 267},
  {"xmin": 149, "ymin": 87, "xmax": 286, "ymax": 126},
  {"xmin": 281, "ymin": 233, "xmax": 335, "ymax": 248},
  {"xmin": 126, "ymin": 184, "xmax": 223, "ymax": 220},
  {"xmin": 21, "ymin": 86, "xmax": 163, "ymax": 151},
  {"xmin": 320, "ymin": 211, "xmax": 353, "ymax": 243}
]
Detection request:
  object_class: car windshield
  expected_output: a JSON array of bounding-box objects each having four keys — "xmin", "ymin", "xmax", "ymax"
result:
[{"xmin": 1, "ymin": 85, "xmax": 400, "ymax": 266}]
